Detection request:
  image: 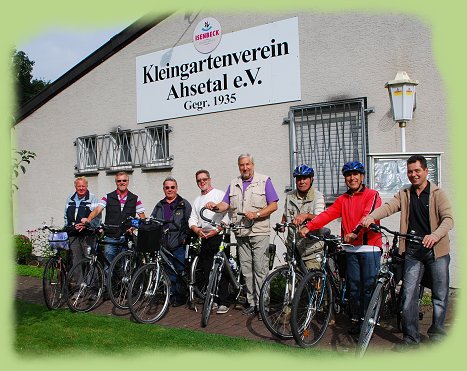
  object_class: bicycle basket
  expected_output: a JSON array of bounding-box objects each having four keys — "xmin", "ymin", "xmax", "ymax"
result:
[
  {"xmin": 136, "ymin": 222, "xmax": 162, "ymax": 253},
  {"xmin": 48, "ymin": 232, "xmax": 69, "ymax": 250}
]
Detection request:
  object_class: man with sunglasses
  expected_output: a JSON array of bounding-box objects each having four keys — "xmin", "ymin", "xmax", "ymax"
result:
[
  {"xmin": 188, "ymin": 170, "xmax": 231, "ymax": 314},
  {"xmin": 151, "ymin": 177, "xmax": 192, "ymax": 307},
  {"xmin": 82, "ymin": 171, "xmax": 146, "ymax": 267}
]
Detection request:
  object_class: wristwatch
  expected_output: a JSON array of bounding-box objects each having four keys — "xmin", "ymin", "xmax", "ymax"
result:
[{"xmin": 256, "ymin": 212, "xmax": 261, "ymax": 219}]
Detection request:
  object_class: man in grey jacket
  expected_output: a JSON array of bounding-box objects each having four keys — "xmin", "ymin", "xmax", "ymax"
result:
[
  {"xmin": 282, "ymin": 164, "xmax": 325, "ymax": 269},
  {"xmin": 362, "ymin": 155, "xmax": 454, "ymax": 350}
]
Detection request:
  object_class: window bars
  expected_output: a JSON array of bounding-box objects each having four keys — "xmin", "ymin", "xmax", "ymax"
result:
[
  {"xmin": 75, "ymin": 124, "xmax": 172, "ymax": 173},
  {"xmin": 289, "ymin": 98, "xmax": 368, "ymax": 202}
]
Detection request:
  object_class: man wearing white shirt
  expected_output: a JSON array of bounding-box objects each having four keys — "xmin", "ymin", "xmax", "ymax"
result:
[{"xmin": 188, "ymin": 170, "xmax": 231, "ymax": 314}]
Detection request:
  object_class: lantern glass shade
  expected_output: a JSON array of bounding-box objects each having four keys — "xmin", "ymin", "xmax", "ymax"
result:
[{"xmin": 385, "ymin": 72, "xmax": 418, "ymax": 122}]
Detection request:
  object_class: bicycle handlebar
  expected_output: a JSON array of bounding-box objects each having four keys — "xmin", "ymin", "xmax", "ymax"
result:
[
  {"xmin": 305, "ymin": 231, "xmax": 354, "ymax": 251},
  {"xmin": 199, "ymin": 207, "xmax": 254, "ymax": 230},
  {"xmin": 368, "ymin": 223, "xmax": 423, "ymax": 244}
]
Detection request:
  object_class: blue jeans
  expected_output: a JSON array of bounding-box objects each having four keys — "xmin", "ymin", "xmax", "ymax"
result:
[
  {"xmin": 103, "ymin": 235, "xmax": 127, "ymax": 276},
  {"xmin": 346, "ymin": 250, "xmax": 381, "ymax": 321},
  {"xmin": 402, "ymin": 246, "xmax": 450, "ymax": 344},
  {"xmin": 167, "ymin": 246, "xmax": 186, "ymax": 301}
]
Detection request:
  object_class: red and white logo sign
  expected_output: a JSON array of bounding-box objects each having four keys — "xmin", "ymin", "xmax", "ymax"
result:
[{"xmin": 193, "ymin": 17, "xmax": 222, "ymax": 54}]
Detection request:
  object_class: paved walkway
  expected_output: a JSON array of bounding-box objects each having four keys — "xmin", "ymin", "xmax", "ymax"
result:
[{"xmin": 15, "ymin": 275, "xmax": 456, "ymax": 353}]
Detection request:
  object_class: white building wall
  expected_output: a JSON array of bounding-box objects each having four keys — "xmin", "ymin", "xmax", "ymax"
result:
[{"xmin": 13, "ymin": 11, "xmax": 457, "ymax": 285}]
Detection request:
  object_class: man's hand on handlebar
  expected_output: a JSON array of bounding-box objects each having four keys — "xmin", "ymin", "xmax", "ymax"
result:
[
  {"xmin": 361, "ymin": 215, "xmax": 375, "ymax": 228},
  {"xmin": 344, "ymin": 232, "xmax": 358, "ymax": 243},
  {"xmin": 204, "ymin": 202, "xmax": 218, "ymax": 211},
  {"xmin": 74, "ymin": 222, "xmax": 87, "ymax": 232},
  {"xmin": 299, "ymin": 226, "xmax": 310, "ymax": 238},
  {"xmin": 293, "ymin": 213, "xmax": 311, "ymax": 227},
  {"xmin": 422, "ymin": 233, "xmax": 439, "ymax": 249}
]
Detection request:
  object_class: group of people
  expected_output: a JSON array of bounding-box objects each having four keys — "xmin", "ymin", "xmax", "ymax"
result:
[{"xmin": 63, "ymin": 153, "xmax": 453, "ymax": 350}]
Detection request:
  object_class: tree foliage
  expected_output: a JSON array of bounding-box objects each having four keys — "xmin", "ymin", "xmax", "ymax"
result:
[
  {"xmin": 12, "ymin": 49, "xmax": 50, "ymax": 107},
  {"xmin": 11, "ymin": 149, "xmax": 36, "ymax": 192}
]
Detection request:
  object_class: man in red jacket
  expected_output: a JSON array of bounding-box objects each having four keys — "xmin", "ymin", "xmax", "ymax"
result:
[{"xmin": 300, "ymin": 161, "xmax": 382, "ymax": 335}]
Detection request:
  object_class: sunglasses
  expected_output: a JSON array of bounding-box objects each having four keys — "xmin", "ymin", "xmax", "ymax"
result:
[
  {"xmin": 116, "ymin": 179, "xmax": 128, "ymax": 183},
  {"xmin": 196, "ymin": 178, "xmax": 209, "ymax": 183},
  {"xmin": 164, "ymin": 186, "xmax": 176, "ymax": 190}
]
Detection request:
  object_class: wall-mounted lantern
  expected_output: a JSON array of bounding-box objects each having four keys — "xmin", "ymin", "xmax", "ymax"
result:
[{"xmin": 385, "ymin": 71, "xmax": 418, "ymax": 152}]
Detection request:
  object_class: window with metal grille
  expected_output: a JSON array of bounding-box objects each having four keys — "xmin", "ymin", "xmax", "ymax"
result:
[
  {"xmin": 76, "ymin": 136, "xmax": 97, "ymax": 171},
  {"xmin": 289, "ymin": 98, "xmax": 368, "ymax": 202},
  {"xmin": 75, "ymin": 124, "xmax": 172, "ymax": 173}
]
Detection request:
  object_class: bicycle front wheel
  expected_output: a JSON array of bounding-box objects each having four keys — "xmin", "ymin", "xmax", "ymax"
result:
[
  {"xmin": 67, "ymin": 258, "xmax": 105, "ymax": 312},
  {"xmin": 290, "ymin": 270, "xmax": 332, "ymax": 348},
  {"xmin": 259, "ymin": 266, "xmax": 303, "ymax": 339},
  {"xmin": 356, "ymin": 280, "xmax": 385, "ymax": 357},
  {"xmin": 43, "ymin": 256, "xmax": 67, "ymax": 310},
  {"xmin": 201, "ymin": 260, "xmax": 221, "ymax": 328},
  {"xmin": 128, "ymin": 263, "xmax": 170, "ymax": 324},
  {"xmin": 107, "ymin": 250, "xmax": 140, "ymax": 309}
]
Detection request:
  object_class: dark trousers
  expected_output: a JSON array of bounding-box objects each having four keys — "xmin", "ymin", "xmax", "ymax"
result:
[{"xmin": 199, "ymin": 234, "xmax": 231, "ymax": 306}]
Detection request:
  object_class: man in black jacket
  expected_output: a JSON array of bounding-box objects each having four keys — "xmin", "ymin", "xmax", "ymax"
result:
[
  {"xmin": 151, "ymin": 177, "xmax": 192, "ymax": 307},
  {"xmin": 82, "ymin": 172, "xmax": 146, "ymax": 266}
]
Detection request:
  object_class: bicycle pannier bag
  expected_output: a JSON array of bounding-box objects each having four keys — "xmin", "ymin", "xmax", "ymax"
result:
[{"xmin": 48, "ymin": 232, "xmax": 69, "ymax": 250}]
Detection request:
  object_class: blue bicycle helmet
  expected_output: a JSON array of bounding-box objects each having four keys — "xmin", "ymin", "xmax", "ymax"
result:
[
  {"xmin": 341, "ymin": 161, "xmax": 365, "ymax": 175},
  {"xmin": 293, "ymin": 164, "xmax": 315, "ymax": 177}
]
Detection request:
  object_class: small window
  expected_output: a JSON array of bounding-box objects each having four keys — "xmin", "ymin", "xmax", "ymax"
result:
[
  {"xmin": 76, "ymin": 136, "xmax": 97, "ymax": 172},
  {"xmin": 112, "ymin": 131, "xmax": 132, "ymax": 166}
]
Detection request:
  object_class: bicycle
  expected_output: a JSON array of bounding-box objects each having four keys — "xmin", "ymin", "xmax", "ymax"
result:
[
  {"xmin": 258, "ymin": 222, "xmax": 315, "ymax": 339},
  {"xmin": 66, "ymin": 223, "xmax": 129, "ymax": 312},
  {"xmin": 199, "ymin": 207, "xmax": 253, "ymax": 328},
  {"xmin": 127, "ymin": 217, "xmax": 206, "ymax": 323},
  {"xmin": 42, "ymin": 225, "xmax": 73, "ymax": 310},
  {"xmin": 290, "ymin": 232, "xmax": 352, "ymax": 348},
  {"xmin": 356, "ymin": 223, "xmax": 424, "ymax": 357}
]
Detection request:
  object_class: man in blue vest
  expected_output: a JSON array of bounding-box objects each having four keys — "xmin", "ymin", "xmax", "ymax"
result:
[
  {"xmin": 64, "ymin": 176, "xmax": 101, "ymax": 279},
  {"xmin": 82, "ymin": 172, "xmax": 146, "ymax": 267}
]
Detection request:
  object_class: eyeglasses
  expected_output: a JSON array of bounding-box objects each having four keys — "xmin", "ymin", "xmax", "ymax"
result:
[
  {"xmin": 196, "ymin": 178, "xmax": 210, "ymax": 183},
  {"xmin": 116, "ymin": 179, "xmax": 128, "ymax": 183},
  {"xmin": 164, "ymin": 186, "xmax": 176, "ymax": 190}
]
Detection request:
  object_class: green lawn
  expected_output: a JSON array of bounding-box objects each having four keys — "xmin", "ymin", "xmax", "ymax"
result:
[{"xmin": 15, "ymin": 300, "xmax": 338, "ymax": 358}]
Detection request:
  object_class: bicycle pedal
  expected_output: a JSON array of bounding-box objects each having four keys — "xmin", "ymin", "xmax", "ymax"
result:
[{"xmin": 237, "ymin": 296, "xmax": 247, "ymax": 304}]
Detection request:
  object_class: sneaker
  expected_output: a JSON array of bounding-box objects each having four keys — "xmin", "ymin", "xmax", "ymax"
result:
[
  {"xmin": 258, "ymin": 311, "xmax": 263, "ymax": 321},
  {"xmin": 242, "ymin": 306, "xmax": 256, "ymax": 316},
  {"xmin": 217, "ymin": 305, "xmax": 230, "ymax": 314},
  {"xmin": 212, "ymin": 302, "xmax": 218, "ymax": 311}
]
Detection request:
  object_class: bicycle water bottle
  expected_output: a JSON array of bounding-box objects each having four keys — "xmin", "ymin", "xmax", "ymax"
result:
[{"xmin": 229, "ymin": 257, "xmax": 237, "ymax": 271}]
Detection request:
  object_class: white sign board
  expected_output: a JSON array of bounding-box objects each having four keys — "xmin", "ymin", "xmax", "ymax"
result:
[{"xmin": 136, "ymin": 17, "xmax": 301, "ymax": 123}]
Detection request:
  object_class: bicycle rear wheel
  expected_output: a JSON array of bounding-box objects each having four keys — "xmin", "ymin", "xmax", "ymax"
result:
[
  {"xmin": 67, "ymin": 258, "xmax": 105, "ymax": 312},
  {"xmin": 107, "ymin": 250, "xmax": 140, "ymax": 309},
  {"xmin": 201, "ymin": 260, "xmax": 221, "ymax": 327},
  {"xmin": 290, "ymin": 270, "xmax": 332, "ymax": 348},
  {"xmin": 259, "ymin": 266, "xmax": 303, "ymax": 339},
  {"xmin": 356, "ymin": 281, "xmax": 385, "ymax": 357},
  {"xmin": 43, "ymin": 256, "xmax": 67, "ymax": 310},
  {"xmin": 128, "ymin": 263, "xmax": 170, "ymax": 324}
]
